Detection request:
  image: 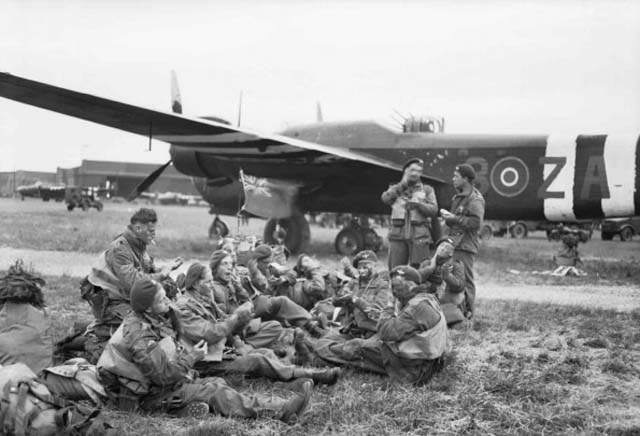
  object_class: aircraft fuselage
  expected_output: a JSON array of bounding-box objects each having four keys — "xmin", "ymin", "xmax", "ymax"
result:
[{"xmin": 171, "ymin": 121, "xmax": 640, "ymax": 221}]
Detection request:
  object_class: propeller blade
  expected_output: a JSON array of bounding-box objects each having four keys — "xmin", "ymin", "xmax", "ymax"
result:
[
  {"xmin": 171, "ymin": 71, "xmax": 182, "ymax": 114},
  {"xmin": 127, "ymin": 160, "xmax": 172, "ymax": 201}
]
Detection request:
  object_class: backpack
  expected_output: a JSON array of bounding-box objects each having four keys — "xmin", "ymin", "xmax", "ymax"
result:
[{"xmin": 0, "ymin": 363, "xmax": 115, "ymax": 436}]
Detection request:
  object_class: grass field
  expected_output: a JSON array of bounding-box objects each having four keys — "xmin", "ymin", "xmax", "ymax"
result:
[
  {"xmin": 2, "ymin": 197, "xmax": 640, "ymax": 435},
  {"xmin": 1, "ymin": 198, "xmax": 638, "ymax": 285},
  {"xmin": 42, "ymin": 275, "xmax": 640, "ymax": 436}
]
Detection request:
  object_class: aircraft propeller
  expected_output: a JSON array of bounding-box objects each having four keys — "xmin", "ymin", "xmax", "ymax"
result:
[{"xmin": 126, "ymin": 160, "xmax": 172, "ymax": 201}]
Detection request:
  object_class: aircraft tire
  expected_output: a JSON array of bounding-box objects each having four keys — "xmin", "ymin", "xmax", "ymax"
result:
[
  {"xmin": 95, "ymin": 202, "xmax": 104, "ymax": 212},
  {"xmin": 510, "ymin": 222, "xmax": 528, "ymax": 239},
  {"xmin": 263, "ymin": 214, "xmax": 310, "ymax": 254},
  {"xmin": 335, "ymin": 227, "xmax": 364, "ymax": 256},
  {"xmin": 67, "ymin": 203, "xmax": 74, "ymax": 212}
]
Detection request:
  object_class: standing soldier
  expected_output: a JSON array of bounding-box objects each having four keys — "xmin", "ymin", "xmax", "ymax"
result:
[
  {"xmin": 381, "ymin": 158, "xmax": 438, "ymax": 269},
  {"xmin": 439, "ymin": 164, "xmax": 485, "ymax": 319}
]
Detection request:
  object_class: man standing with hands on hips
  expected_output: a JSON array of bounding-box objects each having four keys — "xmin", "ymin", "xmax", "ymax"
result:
[
  {"xmin": 439, "ymin": 164, "xmax": 485, "ymax": 319},
  {"xmin": 381, "ymin": 158, "xmax": 438, "ymax": 270}
]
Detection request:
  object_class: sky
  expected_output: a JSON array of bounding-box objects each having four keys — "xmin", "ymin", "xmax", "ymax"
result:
[{"xmin": 1, "ymin": 0, "xmax": 639, "ymax": 172}]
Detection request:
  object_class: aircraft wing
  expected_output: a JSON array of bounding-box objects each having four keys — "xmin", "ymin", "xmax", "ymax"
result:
[{"xmin": 0, "ymin": 72, "xmax": 444, "ymax": 183}]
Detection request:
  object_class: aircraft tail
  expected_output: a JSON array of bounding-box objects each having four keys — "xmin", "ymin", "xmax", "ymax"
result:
[
  {"xmin": 171, "ymin": 70, "xmax": 182, "ymax": 114},
  {"xmin": 316, "ymin": 101, "xmax": 323, "ymax": 123}
]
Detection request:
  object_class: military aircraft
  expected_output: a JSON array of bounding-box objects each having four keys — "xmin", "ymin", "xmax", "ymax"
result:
[
  {"xmin": 1, "ymin": 71, "xmax": 639, "ymax": 254},
  {"xmin": 15, "ymin": 182, "xmax": 43, "ymax": 200},
  {"xmin": 16, "ymin": 181, "xmax": 66, "ymax": 201}
]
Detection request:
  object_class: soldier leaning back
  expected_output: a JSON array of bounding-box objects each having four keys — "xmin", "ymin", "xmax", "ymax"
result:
[{"xmin": 381, "ymin": 158, "xmax": 438, "ymax": 269}]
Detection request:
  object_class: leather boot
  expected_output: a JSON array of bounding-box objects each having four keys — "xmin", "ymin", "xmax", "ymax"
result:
[
  {"xmin": 303, "ymin": 320, "xmax": 326, "ymax": 338},
  {"xmin": 292, "ymin": 367, "xmax": 342, "ymax": 386},
  {"xmin": 276, "ymin": 378, "xmax": 313, "ymax": 424},
  {"xmin": 293, "ymin": 328, "xmax": 314, "ymax": 366}
]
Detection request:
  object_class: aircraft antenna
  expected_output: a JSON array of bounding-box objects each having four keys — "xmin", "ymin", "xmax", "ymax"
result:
[
  {"xmin": 237, "ymin": 91, "xmax": 243, "ymax": 127},
  {"xmin": 148, "ymin": 121, "xmax": 153, "ymax": 151},
  {"xmin": 390, "ymin": 114, "xmax": 405, "ymax": 131},
  {"xmin": 393, "ymin": 108, "xmax": 408, "ymax": 122}
]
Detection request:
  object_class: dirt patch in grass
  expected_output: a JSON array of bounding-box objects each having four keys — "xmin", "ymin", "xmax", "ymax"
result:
[{"xmin": 2, "ymin": 198, "xmax": 639, "ymax": 286}]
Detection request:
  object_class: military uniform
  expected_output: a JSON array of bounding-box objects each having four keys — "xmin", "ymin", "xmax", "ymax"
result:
[
  {"xmin": 418, "ymin": 257, "xmax": 466, "ymax": 326},
  {"xmin": 241, "ymin": 268, "xmax": 315, "ymax": 329},
  {"xmin": 286, "ymin": 268, "xmax": 329, "ymax": 311},
  {"xmin": 97, "ymin": 310, "xmax": 303, "ymax": 418},
  {"xmin": 381, "ymin": 181, "xmax": 438, "ymax": 269},
  {"xmin": 175, "ymin": 289, "xmax": 338, "ymax": 383},
  {"xmin": 83, "ymin": 230, "xmax": 165, "ymax": 360},
  {"xmin": 444, "ymin": 186, "xmax": 485, "ymax": 316},
  {"xmin": 314, "ymin": 292, "xmax": 448, "ymax": 385},
  {"xmin": 555, "ymin": 234, "xmax": 580, "ymax": 267},
  {"xmin": 210, "ymin": 279, "xmax": 284, "ymax": 349},
  {"xmin": 340, "ymin": 272, "xmax": 391, "ymax": 335}
]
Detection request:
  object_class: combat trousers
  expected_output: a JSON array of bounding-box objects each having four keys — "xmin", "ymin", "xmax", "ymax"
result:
[
  {"xmin": 314, "ymin": 334, "xmax": 443, "ymax": 385},
  {"xmin": 243, "ymin": 319, "xmax": 283, "ymax": 349},
  {"xmin": 314, "ymin": 333, "xmax": 386, "ymax": 374},
  {"xmin": 140, "ymin": 377, "xmax": 289, "ymax": 418},
  {"xmin": 453, "ymin": 249, "xmax": 476, "ymax": 316},
  {"xmin": 253, "ymin": 295, "xmax": 312, "ymax": 327},
  {"xmin": 387, "ymin": 224, "xmax": 431, "ymax": 269},
  {"xmin": 195, "ymin": 348, "xmax": 297, "ymax": 380}
]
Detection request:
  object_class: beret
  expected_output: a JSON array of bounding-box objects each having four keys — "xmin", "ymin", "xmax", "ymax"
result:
[
  {"xmin": 131, "ymin": 277, "xmax": 160, "ymax": 313},
  {"xmin": 455, "ymin": 164, "xmax": 476, "ymax": 180},
  {"xmin": 253, "ymin": 244, "xmax": 273, "ymax": 260},
  {"xmin": 402, "ymin": 158, "xmax": 424, "ymax": 172},
  {"xmin": 435, "ymin": 236, "xmax": 456, "ymax": 249},
  {"xmin": 390, "ymin": 265, "xmax": 421, "ymax": 285},
  {"xmin": 352, "ymin": 250, "xmax": 378, "ymax": 267}
]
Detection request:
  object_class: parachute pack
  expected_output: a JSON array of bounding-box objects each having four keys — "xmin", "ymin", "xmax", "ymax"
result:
[{"xmin": 0, "ymin": 363, "xmax": 114, "ymax": 436}]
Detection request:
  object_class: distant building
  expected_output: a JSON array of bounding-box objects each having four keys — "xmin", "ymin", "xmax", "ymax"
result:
[
  {"xmin": 0, "ymin": 160, "xmax": 198, "ymax": 198},
  {"xmin": 0, "ymin": 171, "xmax": 57, "ymax": 197},
  {"xmin": 56, "ymin": 160, "xmax": 198, "ymax": 198}
]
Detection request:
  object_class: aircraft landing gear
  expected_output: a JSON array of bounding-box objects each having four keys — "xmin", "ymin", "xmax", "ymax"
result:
[
  {"xmin": 334, "ymin": 216, "xmax": 383, "ymax": 256},
  {"xmin": 263, "ymin": 213, "xmax": 310, "ymax": 254}
]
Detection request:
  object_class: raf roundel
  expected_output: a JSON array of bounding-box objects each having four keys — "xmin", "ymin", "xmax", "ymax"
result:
[{"xmin": 489, "ymin": 156, "xmax": 530, "ymax": 197}]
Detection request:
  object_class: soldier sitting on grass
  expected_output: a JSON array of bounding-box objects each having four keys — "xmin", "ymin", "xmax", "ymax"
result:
[
  {"xmin": 313, "ymin": 266, "xmax": 449, "ymax": 385},
  {"xmin": 240, "ymin": 246, "xmax": 326, "ymax": 337},
  {"xmin": 331, "ymin": 250, "xmax": 391, "ymax": 338},
  {"xmin": 97, "ymin": 277, "xmax": 313, "ymax": 423},
  {"xmin": 418, "ymin": 237, "xmax": 469, "ymax": 328},
  {"xmin": 80, "ymin": 208, "xmax": 183, "ymax": 362},
  {"xmin": 173, "ymin": 262, "xmax": 340, "ymax": 385}
]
